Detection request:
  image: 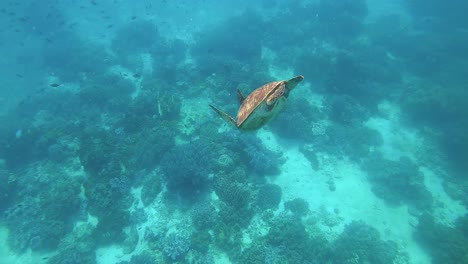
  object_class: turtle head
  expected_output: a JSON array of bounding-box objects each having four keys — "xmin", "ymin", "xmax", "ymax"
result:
[
  {"xmin": 266, "ymin": 75, "xmax": 304, "ymax": 106},
  {"xmin": 285, "ymin": 75, "xmax": 304, "ymax": 91}
]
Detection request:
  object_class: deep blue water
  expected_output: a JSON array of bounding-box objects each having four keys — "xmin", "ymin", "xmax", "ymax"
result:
[{"xmin": 0, "ymin": 1, "xmax": 467, "ymax": 263}]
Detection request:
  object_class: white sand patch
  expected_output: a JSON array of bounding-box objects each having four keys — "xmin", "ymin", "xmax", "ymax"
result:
[
  {"xmin": 261, "ymin": 47, "xmax": 296, "ymax": 81},
  {"xmin": 256, "ymin": 129, "xmax": 281, "ymax": 153},
  {"xmin": 214, "ymin": 253, "xmax": 232, "ymax": 264},
  {"xmin": 96, "ymin": 245, "xmax": 128, "ymax": 264},
  {"xmin": 366, "ymin": 101, "xmax": 423, "ymax": 161},
  {"xmin": 257, "ymin": 129, "xmax": 431, "ymax": 263}
]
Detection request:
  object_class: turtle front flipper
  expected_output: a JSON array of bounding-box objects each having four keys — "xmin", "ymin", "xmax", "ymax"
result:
[
  {"xmin": 209, "ymin": 104, "xmax": 237, "ymax": 127},
  {"xmin": 236, "ymin": 89, "xmax": 246, "ymax": 104}
]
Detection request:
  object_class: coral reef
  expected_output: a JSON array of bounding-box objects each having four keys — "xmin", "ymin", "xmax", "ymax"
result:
[
  {"xmin": 0, "ymin": 2, "xmax": 465, "ymax": 264},
  {"xmin": 271, "ymin": 97, "xmax": 326, "ymax": 141},
  {"xmin": 284, "ymin": 198, "xmax": 310, "ymax": 217},
  {"xmin": 326, "ymin": 94, "xmax": 371, "ymax": 125},
  {"xmin": 214, "ymin": 170, "xmax": 251, "ymax": 209},
  {"xmin": 314, "ymin": 123, "xmax": 383, "ymax": 161},
  {"xmin": 160, "ymin": 139, "xmax": 215, "ymax": 200},
  {"xmin": 265, "ymin": 214, "xmax": 328, "ymax": 263},
  {"xmin": 240, "ymin": 134, "xmax": 284, "ymax": 175},
  {"xmin": 163, "ymin": 232, "xmax": 191, "ymax": 261},
  {"xmin": 415, "ymin": 213, "xmax": 468, "ymax": 264},
  {"xmin": 255, "ymin": 184, "xmax": 282, "ymax": 210},
  {"xmin": 0, "ymin": 167, "xmax": 16, "ymax": 213},
  {"xmin": 140, "ymin": 172, "xmax": 163, "ymax": 206},
  {"xmin": 191, "ymin": 201, "xmax": 218, "ymax": 230},
  {"xmin": 47, "ymin": 224, "xmax": 96, "ymax": 264},
  {"xmin": 93, "ymin": 209, "xmax": 131, "ymax": 246},
  {"xmin": 3, "ymin": 164, "xmax": 83, "ymax": 252},
  {"xmin": 331, "ymin": 221, "xmax": 400, "ymax": 264},
  {"xmin": 362, "ymin": 155, "xmax": 433, "ymax": 210},
  {"xmin": 190, "ymin": 230, "xmax": 212, "ymax": 254}
]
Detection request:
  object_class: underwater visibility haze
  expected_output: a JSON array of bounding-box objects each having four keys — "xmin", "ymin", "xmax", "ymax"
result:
[{"xmin": 0, "ymin": 0, "xmax": 467, "ymax": 263}]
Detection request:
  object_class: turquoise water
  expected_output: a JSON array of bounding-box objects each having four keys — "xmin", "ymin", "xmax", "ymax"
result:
[{"xmin": 0, "ymin": 0, "xmax": 467, "ymax": 263}]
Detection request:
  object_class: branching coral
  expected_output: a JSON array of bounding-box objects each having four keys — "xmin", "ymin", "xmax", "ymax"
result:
[
  {"xmin": 163, "ymin": 232, "xmax": 191, "ymax": 261},
  {"xmin": 240, "ymin": 134, "xmax": 284, "ymax": 175},
  {"xmin": 265, "ymin": 214, "xmax": 328, "ymax": 262},
  {"xmin": 331, "ymin": 221, "xmax": 400, "ymax": 264},
  {"xmin": 191, "ymin": 201, "xmax": 218, "ymax": 230},
  {"xmin": 160, "ymin": 139, "xmax": 215, "ymax": 200},
  {"xmin": 3, "ymin": 165, "xmax": 83, "ymax": 253},
  {"xmin": 47, "ymin": 224, "xmax": 96, "ymax": 264},
  {"xmin": 214, "ymin": 172, "xmax": 251, "ymax": 209}
]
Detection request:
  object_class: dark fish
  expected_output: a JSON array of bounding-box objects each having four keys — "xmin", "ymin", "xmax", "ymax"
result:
[
  {"xmin": 50, "ymin": 83, "xmax": 60, "ymax": 87},
  {"xmin": 133, "ymin": 73, "xmax": 140, "ymax": 78},
  {"xmin": 15, "ymin": 73, "xmax": 23, "ymax": 78},
  {"xmin": 131, "ymin": 15, "xmax": 137, "ymax": 20}
]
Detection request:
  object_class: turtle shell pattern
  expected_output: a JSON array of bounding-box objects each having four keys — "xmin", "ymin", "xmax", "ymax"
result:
[{"xmin": 236, "ymin": 80, "xmax": 285, "ymax": 127}]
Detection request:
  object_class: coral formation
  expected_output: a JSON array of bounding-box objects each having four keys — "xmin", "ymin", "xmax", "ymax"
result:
[
  {"xmin": 191, "ymin": 201, "xmax": 218, "ymax": 230},
  {"xmin": 163, "ymin": 232, "xmax": 191, "ymax": 261},
  {"xmin": 331, "ymin": 221, "xmax": 400, "ymax": 264},
  {"xmin": 415, "ymin": 214, "xmax": 468, "ymax": 264},
  {"xmin": 160, "ymin": 139, "xmax": 215, "ymax": 200},
  {"xmin": 240, "ymin": 134, "xmax": 284, "ymax": 175},
  {"xmin": 284, "ymin": 198, "xmax": 310, "ymax": 217},
  {"xmin": 362, "ymin": 155, "xmax": 433, "ymax": 210},
  {"xmin": 255, "ymin": 184, "xmax": 282, "ymax": 210}
]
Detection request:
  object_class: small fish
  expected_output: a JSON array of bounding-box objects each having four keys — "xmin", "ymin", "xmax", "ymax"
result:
[
  {"xmin": 15, "ymin": 73, "xmax": 23, "ymax": 78},
  {"xmin": 50, "ymin": 83, "xmax": 60, "ymax": 87},
  {"xmin": 131, "ymin": 15, "xmax": 137, "ymax": 20},
  {"xmin": 15, "ymin": 129, "xmax": 22, "ymax": 139},
  {"xmin": 133, "ymin": 73, "xmax": 141, "ymax": 78}
]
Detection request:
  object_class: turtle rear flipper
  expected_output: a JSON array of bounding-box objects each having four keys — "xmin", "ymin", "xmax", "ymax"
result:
[{"xmin": 209, "ymin": 104, "xmax": 237, "ymax": 127}]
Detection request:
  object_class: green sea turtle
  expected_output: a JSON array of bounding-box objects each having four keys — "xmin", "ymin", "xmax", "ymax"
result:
[{"xmin": 209, "ymin": 75, "xmax": 304, "ymax": 130}]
